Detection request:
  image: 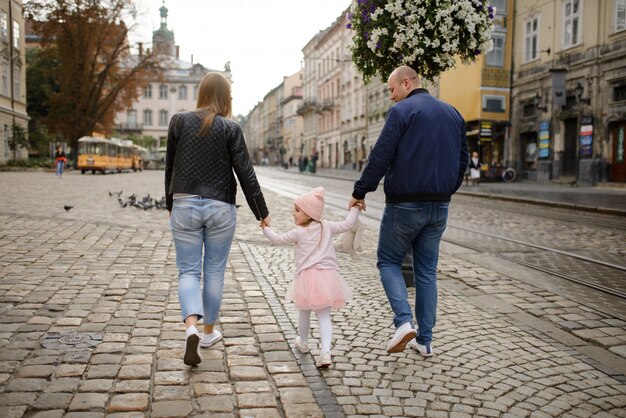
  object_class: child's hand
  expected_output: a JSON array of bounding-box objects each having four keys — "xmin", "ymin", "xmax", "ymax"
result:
[
  {"xmin": 349, "ymin": 197, "xmax": 366, "ymax": 211},
  {"xmin": 260, "ymin": 216, "xmax": 271, "ymax": 228}
]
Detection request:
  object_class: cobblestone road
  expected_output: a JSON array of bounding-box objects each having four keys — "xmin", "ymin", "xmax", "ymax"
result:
[{"xmin": 0, "ymin": 171, "xmax": 625, "ymax": 417}]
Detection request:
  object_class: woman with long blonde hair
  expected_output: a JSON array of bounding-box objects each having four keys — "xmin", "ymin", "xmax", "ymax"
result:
[{"xmin": 165, "ymin": 72, "xmax": 270, "ymax": 366}]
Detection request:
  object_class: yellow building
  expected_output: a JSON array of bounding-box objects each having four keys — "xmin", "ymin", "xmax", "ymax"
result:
[{"xmin": 439, "ymin": 0, "xmax": 513, "ymax": 180}]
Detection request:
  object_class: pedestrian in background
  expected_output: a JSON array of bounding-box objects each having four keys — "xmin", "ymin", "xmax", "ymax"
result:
[
  {"xmin": 54, "ymin": 145, "xmax": 67, "ymax": 178},
  {"xmin": 165, "ymin": 72, "xmax": 270, "ymax": 366},
  {"xmin": 349, "ymin": 65, "xmax": 468, "ymax": 357},
  {"xmin": 469, "ymin": 151, "xmax": 482, "ymax": 186},
  {"xmin": 261, "ymin": 187, "xmax": 362, "ymax": 368}
]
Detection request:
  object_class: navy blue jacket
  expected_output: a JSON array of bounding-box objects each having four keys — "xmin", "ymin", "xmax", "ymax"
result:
[{"xmin": 353, "ymin": 89, "xmax": 468, "ymax": 203}]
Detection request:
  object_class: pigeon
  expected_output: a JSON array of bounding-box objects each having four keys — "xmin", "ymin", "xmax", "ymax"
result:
[{"xmin": 64, "ymin": 205, "xmax": 73, "ymax": 211}]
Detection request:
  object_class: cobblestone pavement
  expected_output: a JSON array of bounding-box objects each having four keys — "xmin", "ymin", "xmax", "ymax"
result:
[{"xmin": 0, "ymin": 171, "xmax": 625, "ymax": 417}]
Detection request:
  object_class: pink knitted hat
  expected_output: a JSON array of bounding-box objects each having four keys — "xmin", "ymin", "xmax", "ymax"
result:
[{"xmin": 294, "ymin": 187, "xmax": 325, "ymax": 221}]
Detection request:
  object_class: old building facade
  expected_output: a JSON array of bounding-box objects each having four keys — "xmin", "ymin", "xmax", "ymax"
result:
[
  {"xmin": 0, "ymin": 0, "xmax": 27, "ymax": 163},
  {"xmin": 511, "ymin": 0, "xmax": 626, "ymax": 183},
  {"xmin": 114, "ymin": 3, "xmax": 230, "ymax": 150}
]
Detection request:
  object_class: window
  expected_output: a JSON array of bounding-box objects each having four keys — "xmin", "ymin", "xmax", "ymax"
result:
[
  {"xmin": 486, "ymin": 31, "xmax": 505, "ymax": 66},
  {"xmin": 12, "ymin": 20, "xmax": 19, "ymax": 49},
  {"xmin": 143, "ymin": 109, "xmax": 152, "ymax": 125},
  {"xmin": 491, "ymin": 0, "xmax": 506, "ymax": 14},
  {"xmin": 0, "ymin": 11, "xmax": 6, "ymax": 40},
  {"xmin": 482, "ymin": 95, "xmax": 506, "ymax": 112},
  {"xmin": 522, "ymin": 102, "xmax": 537, "ymax": 118},
  {"xmin": 178, "ymin": 85, "xmax": 187, "ymax": 100},
  {"xmin": 524, "ymin": 17, "xmax": 539, "ymax": 62},
  {"xmin": 127, "ymin": 109, "xmax": 137, "ymax": 129},
  {"xmin": 144, "ymin": 84, "xmax": 152, "ymax": 98},
  {"xmin": 1, "ymin": 62, "xmax": 7, "ymax": 96},
  {"xmin": 614, "ymin": 84, "xmax": 626, "ymax": 102},
  {"xmin": 159, "ymin": 110, "xmax": 168, "ymax": 126},
  {"xmin": 159, "ymin": 84, "xmax": 168, "ymax": 99},
  {"xmin": 617, "ymin": 0, "xmax": 626, "ymax": 32},
  {"xmin": 193, "ymin": 85, "xmax": 198, "ymax": 100},
  {"xmin": 563, "ymin": 0, "xmax": 581, "ymax": 48}
]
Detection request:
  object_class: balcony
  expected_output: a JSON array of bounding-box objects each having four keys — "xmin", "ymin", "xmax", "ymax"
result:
[
  {"xmin": 297, "ymin": 99, "xmax": 319, "ymax": 115},
  {"xmin": 321, "ymin": 99, "xmax": 336, "ymax": 112},
  {"xmin": 117, "ymin": 122, "xmax": 143, "ymax": 133}
]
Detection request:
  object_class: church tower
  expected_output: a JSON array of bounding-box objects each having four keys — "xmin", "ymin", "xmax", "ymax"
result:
[{"xmin": 152, "ymin": 1, "xmax": 176, "ymax": 57}]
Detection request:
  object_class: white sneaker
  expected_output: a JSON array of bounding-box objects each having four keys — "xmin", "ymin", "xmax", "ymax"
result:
[
  {"xmin": 386, "ymin": 322, "xmax": 417, "ymax": 353},
  {"xmin": 184, "ymin": 329, "xmax": 201, "ymax": 366},
  {"xmin": 408, "ymin": 339, "xmax": 434, "ymax": 357},
  {"xmin": 294, "ymin": 336, "xmax": 310, "ymax": 353},
  {"xmin": 200, "ymin": 329, "xmax": 222, "ymax": 348},
  {"xmin": 316, "ymin": 352, "xmax": 332, "ymax": 368}
]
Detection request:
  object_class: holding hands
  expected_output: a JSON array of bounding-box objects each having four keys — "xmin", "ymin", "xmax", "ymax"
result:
[
  {"xmin": 349, "ymin": 198, "xmax": 366, "ymax": 211},
  {"xmin": 260, "ymin": 216, "xmax": 271, "ymax": 228}
]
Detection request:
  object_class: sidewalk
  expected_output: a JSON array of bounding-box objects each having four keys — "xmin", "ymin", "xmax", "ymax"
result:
[
  {"xmin": 1, "ymin": 171, "xmax": 625, "ymax": 417},
  {"xmin": 283, "ymin": 166, "xmax": 626, "ymax": 216}
]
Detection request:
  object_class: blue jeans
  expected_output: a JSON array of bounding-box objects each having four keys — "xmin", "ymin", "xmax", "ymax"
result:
[
  {"xmin": 169, "ymin": 197, "xmax": 236, "ymax": 324},
  {"xmin": 377, "ymin": 201, "xmax": 448, "ymax": 344},
  {"xmin": 56, "ymin": 161, "xmax": 64, "ymax": 177}
]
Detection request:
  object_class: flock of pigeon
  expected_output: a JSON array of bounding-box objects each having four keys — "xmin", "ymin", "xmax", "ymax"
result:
[{"xmin": 108, "ymin": 190, "xmax": 167, "ymax": 210}]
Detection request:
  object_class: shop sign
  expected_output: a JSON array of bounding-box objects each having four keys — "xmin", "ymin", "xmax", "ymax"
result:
[
  {"xmin": 579, "ymin": 116, "xmax": 593, "ymax": 158},
  {"xmin": 538, "ymin": 120, "xmax": 550, "ymax": 159},
  {"xmin": 480, "ymin": 121, "xmax": 492, "ymax": 141}
]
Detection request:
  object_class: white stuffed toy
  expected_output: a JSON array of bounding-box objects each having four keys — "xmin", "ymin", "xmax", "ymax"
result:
[{"xmin": 335, "ymin": 219, "xmax": 363, "ymax": 260}]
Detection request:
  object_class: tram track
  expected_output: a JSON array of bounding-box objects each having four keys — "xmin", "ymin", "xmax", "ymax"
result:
[{"xmin": 259, "ymin": 175, "xmax": 626, "ymax": 301}]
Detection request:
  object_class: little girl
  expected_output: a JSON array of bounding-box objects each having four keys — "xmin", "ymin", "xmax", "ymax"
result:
[{"xmin": 261, "ymin": 187, "xmax": 361, "ymax": 368}]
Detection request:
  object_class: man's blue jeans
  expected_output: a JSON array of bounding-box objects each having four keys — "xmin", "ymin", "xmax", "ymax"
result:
[
  {"xmin": 169, "ymin": 197, "xmax": 236, "ymax": 324},
  {"xmin": 377, "ymin": 201, "xmax": 448, "ymax": 344}
]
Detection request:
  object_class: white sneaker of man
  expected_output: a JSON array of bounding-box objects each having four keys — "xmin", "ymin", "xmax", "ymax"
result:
[
  {"xmin": 408, "ymin": 339, "xmax": 434, "ymax": 357},
  {"xmin": 386, "ymin": 322, "xmax": 417, "ymax": 353}
]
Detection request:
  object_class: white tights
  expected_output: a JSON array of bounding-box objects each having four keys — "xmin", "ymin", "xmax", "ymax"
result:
[{"xmin": 298, "ymin": 307, "xmax": 332, "ymax": 354}]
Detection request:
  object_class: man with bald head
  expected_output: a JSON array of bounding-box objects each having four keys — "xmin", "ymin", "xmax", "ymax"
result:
[{"xmin": 350, "ymin": 65, "xmax": 468, "ymax": 357}]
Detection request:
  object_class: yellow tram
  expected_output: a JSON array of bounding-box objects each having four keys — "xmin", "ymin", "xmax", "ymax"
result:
[{"xmin": 77, "ymin": 136, "xmax": 136, "ymax": 174}]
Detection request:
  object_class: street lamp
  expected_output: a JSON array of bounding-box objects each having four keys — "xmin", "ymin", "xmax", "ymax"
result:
[
  {"xmin": 533, "ymin": 92, "xmax": 547, "ymax": 112},
  {"xmin": 575, "ymin": 82, "xmax": 591, "ymax": 105}
]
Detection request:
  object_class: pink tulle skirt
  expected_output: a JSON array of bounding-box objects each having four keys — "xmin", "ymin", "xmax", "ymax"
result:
[{"xmin": 287, "ymin": 268, "xmax": 352, "ymax": 311}]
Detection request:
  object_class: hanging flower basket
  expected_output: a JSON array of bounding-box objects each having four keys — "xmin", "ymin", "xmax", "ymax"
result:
[{"xmin": 347, "ymin": 0, "xmax": 496, "ymax": 83}]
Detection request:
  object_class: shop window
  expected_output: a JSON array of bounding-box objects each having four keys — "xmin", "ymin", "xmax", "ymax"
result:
[{"xmin": 482, "ymin": 95, "xmax": 505, "ymax": 112}]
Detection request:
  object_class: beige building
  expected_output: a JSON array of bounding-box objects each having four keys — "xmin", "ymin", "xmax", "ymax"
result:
[
  {"xmin": 114, "ymin": 3, "xmax": 230, "ymax": 150},
  {"xmin": 511, "ymin": 0, "xmax": 626, "ymax": 183},
  {"xmin": 281, "ymin": 71, "xmax": 304, "ymax": 166},
  {"xmin": 0, "ymin": 0, "xmax": 27, "ymax": 163}
]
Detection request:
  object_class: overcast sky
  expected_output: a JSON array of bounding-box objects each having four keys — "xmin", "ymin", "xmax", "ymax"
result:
[{"xmin": 131, "ymin": 0, "xmax": 351, "ymax": 116}]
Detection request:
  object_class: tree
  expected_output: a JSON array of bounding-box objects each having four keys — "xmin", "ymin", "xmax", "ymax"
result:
[
  {"xmin": 25, "ymin": 0, "xmax": 160, "ymax": 163},
  {"xmin": 26, "ymin": 47, "xmax": 62, "ymax": 155},
  {"xmin": 8, "ymin": 124, "xmax": 28, "ymax": 161}
]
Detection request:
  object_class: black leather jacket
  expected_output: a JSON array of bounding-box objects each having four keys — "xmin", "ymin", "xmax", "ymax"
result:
[{"xmin": 165, "ymin": 111, "xmax": 268, "ymax": 220}]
